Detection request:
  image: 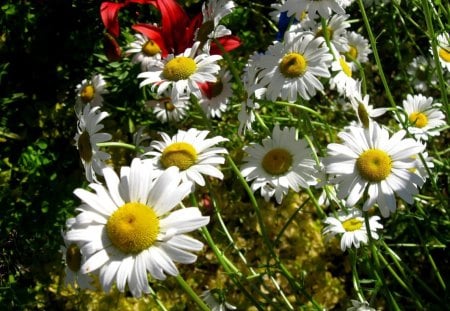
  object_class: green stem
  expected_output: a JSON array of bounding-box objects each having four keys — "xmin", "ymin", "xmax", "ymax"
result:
[
  {"xmin": 175, "ymin": 274, "xmax": 210, "ymax": 311},
  {"xmin": 356, "ymin": 0, "xmax": 404, "ymax": 125},
  {"xmin": 96, "ymin": 141, "xmax": 143, "ymax": 153},
  {"xmin": 421, "ymin": 0, "xmax": 449, "ymax": 116}
]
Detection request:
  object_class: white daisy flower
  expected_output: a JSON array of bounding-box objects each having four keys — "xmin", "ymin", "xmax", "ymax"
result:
[
  {"xmin": 330, "ymin": 54, "xmax": 358, "ymax": 97},
  {"xmin": 61, "ymin": 230, "xmax": 94, "ymax": 290},
  {"xmin": 66, "ymin": 159, "xmax": 210, "ymax": 297},
  {"xmin": 349, "ymin": 81, "xmax": 387, "ymax": 128},
  {"xmin": 324, "ymin": 122, "xmax": 426, "ymax": 217},
  {"xmin": 257, "ymin": 32, "xmax": 332, "ymax": 102},
  {"xmin": 138, "ymin": 41, "xmax": 222, "ymax": 99},
  {"xmin": 299, "ymin": 13, "xmax": 350, "ymax": 53},
  {"xmin": 406, "ymin": 56, "xmax": 438, "ymax": 92},
  {"xmin": 74, "ymin": 103, "xmax": 112, "ymax": 183},
  {"xmin": 397, "ymin": 94, "xmax": 446, "ymax": 141},
  {"xmin": 201, "ymin": 289, "xmax": 237, "ymax": 311},
  {"xmin": 143, "ymin": 128, "xmax": 228, "ymax": 188},
  {"xmin": 433, "ymin": 33, "xmax": 450, "ymax": 71},
  {"xmin": 125, "ymin": 33, "xmax": 162, "ymax": 71},
  {"xmin": 241, "ymin": 124, "xmax": 317, "ymax": 204},
  {"xmin": 198, "ymin": 69, "xmax": 232, "ymax": 118},
  {"xmin": 281, "ymin": 0, "xmax": 346, "ymax": 20},
  {"xmin": 347, "ymin": 299, "xmax": 376, "ymax": 311},
  {"xmin": 323, "ymin": 208, "xmax": 383, "ymax": 251},
  {"xmin": 269, "ymin": 0, "xmax": 286, "ymax": 23},
  {"xmin": 75, "ymin": 74, "xmax": 108, "ymax": 112},
  {"xmin": 146, "ymin": 90, "xmax": 190, "ymax": 123},
  {"xmin": 344, "ymin": 31, "xmax": 372, "ymax": 70}
]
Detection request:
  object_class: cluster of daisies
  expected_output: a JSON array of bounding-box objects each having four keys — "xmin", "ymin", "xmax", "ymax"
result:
[{"xmin": 64, "ymin": 0, "xmax": 447, "ymax": 309}]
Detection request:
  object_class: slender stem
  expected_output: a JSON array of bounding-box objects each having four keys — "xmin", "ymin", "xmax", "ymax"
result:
[
  {"xmin": 356, "ymin": 0, "xmax": 404, "ymax": 125},
  {"xmin": 421, "ymin": 0, "xmax": 449, "ymax": 116},
  {"xmin": 97, "ymin": 141, "xmax": 143, "ymax": 153},
  {"xmin": 175, "ymin": 274, "xmax": 210, "ymax": 311}
]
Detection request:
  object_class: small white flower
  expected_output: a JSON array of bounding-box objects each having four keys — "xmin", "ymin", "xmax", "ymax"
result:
[
  {"xmin": 347, "ymin": 299, "xmax": 376, "ymax": 311},
  {"xmin": 323, "ymin": 208, "xmax": 383, "ymax": 251},
  {"xmin": 66, "ymin": 159, "xmax": 210, "ymax": 297},
  {"xmin": 344, "ymin": 31, "xmax": 372, "ymax": 70},
  {"xmin": 73, "ymin": 104, "xmax": 112, "ymax": 183},
  {"xmin": 126, "ymin": 33, "xmax": 162, "ymax": 71},
  {"xmin": 143, "ymin": 128, "xmax": 228, "ymax": 188},
  {"xmin": 75, "ymin": 74, "xmax": 108, "ymax": 112},
  {"xmin": 433, "ymin": 33, "xmax": 450, "ymax": 71},
  {"xmin": 241, "ymin": 124, "xmax": 317, "ymax": 204},
  {"xmin": 324, "ymin": 122, "xmax": 426, "ymax": 217},
  {"xmin": 397, "ymin": 94, "xmax": 446, "ymax": 141}
]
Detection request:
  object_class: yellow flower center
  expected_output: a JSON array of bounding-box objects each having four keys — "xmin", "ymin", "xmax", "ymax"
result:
[
  {"xmin": 342, "ymin": 218, "xmax": 363, "ymax": 232},
  {"xmin": 142, "ymin": 40, "xmax": 161, "ymax": 56},
  {"xmin": 408, "ymin": 112, "xmax": 428, "ymax": 128},
  {"xmin": 347, "ymin": 45, "xmax": 358, "ymax": 60},
  {"xmin": 339, "ymin": 57, "xmax": 352, "ymax": 77},
  {"xmin": 163, "ymin": 56, "xmax": 197, "ymax": 81},
  {"xmin": 356, "ymin": 149, "xmax": 392, "ymax": 182},
  {"xmin": 66, "ymin": 243, "xmax": 82, "ymax": 272},
  {"xmin": 160, "ymin": 142, "xmax": 198, "ymax": 170},
  {"xmin": 279, "ymin": 53, "xmax": 307, "ymax": 78},
  {"xmin": 261, "ymin": 148, "xmax": 293, "ymax": 175},
  {"xmin": 78, "ymin": 131, "xmax": 93, "ymax": 162},
  {"xmin": 438, "ymin": 47, "xmax": 450, "ymax": 63},
  {"xmin": 357, "ymin": 102, "xmax": 370, "ymax": 128},
  {"xmin": 106, "ymin": 202, "xmax": 159, "ymax": 254},
  {"xmin": 80, "ymin": 85, "xmax": 95, "ymax": 103}
]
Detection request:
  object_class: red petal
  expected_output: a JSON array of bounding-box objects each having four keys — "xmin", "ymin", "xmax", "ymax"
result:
[
  {"xmin": 155, "ymin": 0, "xmax": 190, "ymax": 53},
  {"xmin": 210, "ymin": 35, "xmax": 241, "ymax": 55},
  {"xmin": 100, "ymin": 2, "xmax": 126, "ymax": 37}
]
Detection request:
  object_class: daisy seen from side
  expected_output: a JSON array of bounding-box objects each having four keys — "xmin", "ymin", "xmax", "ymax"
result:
[
  {"xmin": 323, "ymin": 207, "xmax": 383, "ymax": 251},
  {"xmin": 66, "ymin": 159, "xmax": 210, "ymax": 297},
  {"xmin": 240, "ymin": 124, "xmax": 318, "ymax": 204},
  {"xmin": 349, "ymin": 81, "xmax": 387, "ymax": 128},
  {"xmin": 324, "ymin": 122, "xmax": 426, "ymax": 217},
  {"xmin": 143, "ymin": 128, "xmax": 228, "ymax": 188},
  {"xmin": 257, "ymin": 31, "xmax": 332, "ymax": 102},
  {"xmin": 329, "ymin": 54, "xmax": 358, "ymax": 97},
  {"xmin": 344, "ymin": 31, "xmax": 372, "ymax": 70},
  {"xmin": 138, "ymin": 41, "xmax": 222, "ymax": 99},
  {"xmin": 146, "ymin": 90, "xmax": 190, "ymax": 123},
  {"xmin": 198, "ymin": 69, "xmax": 233, "ymax": 118},
  {"xmin": 61, "ymin": 229, "xmax": 94, "ymax": 290},
  {"xmin": 74, "ymin": 103, "xmax": 112, "ymax": 183},
  {"xmin": 397, "ymin": 94, "xmax": 446, "ymax": 141}
]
